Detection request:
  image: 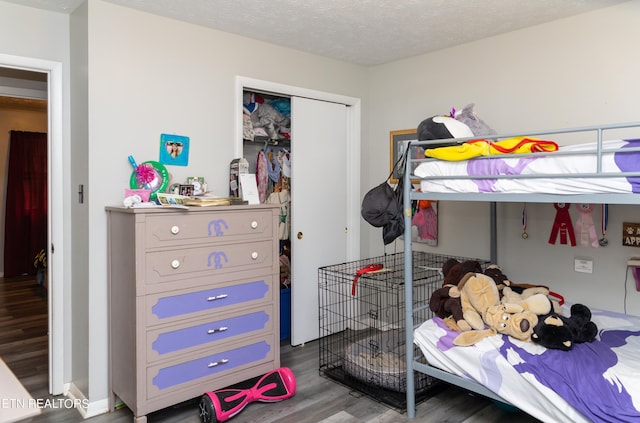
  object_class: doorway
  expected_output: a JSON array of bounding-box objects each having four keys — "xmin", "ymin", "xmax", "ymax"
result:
[
  {"xmin": 236, "ymin": 77, "xmax": 361, "ymax": 345},
  {"xmin": 0, "ymin": 54, "xmax": 65, "ymax": 395},
  {"xmin": 0, "ymin": 70, "xmax": 49, "ymax": 398}
]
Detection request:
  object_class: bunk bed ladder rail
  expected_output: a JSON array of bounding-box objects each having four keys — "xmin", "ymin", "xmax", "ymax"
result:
[
  {"xmin": 403, "ymin": 139, "xmax": 417, "ymax": 419},
  {"xmin": 403, "ymin": 138, "xmax": 499, "ymax": 420}
]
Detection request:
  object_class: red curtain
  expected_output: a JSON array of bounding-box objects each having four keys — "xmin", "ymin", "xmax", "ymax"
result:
[{"xmin": 3, "ymin": 131, "xmax": 48, "ymax": 277}]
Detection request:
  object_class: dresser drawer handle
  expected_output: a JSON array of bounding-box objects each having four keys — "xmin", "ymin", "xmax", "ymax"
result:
[
  {"xmin": 170, "ymin": 225, "xmax": 180, "ymax": 235},
  {"xmin": 251, "ymin": 220, "xmax": 258, "ymax": 229},
  {"xmin": 251, "ymin": 251, "xmax": 258, "ymax": 260},
  {"xmin": 206, "ymin": 294, "xmax": 228, "ymax": 301},
  {"xmin": 171, "ymin": 259, "xmax": 180, "ymax": 269},
  {"xmin": 208, "ymin": 358, "xmax": 229, "ymax": 368},
  {"xmin": 207, "ymin": 326, "xmax": 228, "ymax": 335}
]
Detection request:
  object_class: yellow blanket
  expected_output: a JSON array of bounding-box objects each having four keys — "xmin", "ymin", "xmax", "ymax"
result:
[{"xmin": 425, "ymin": 137, "xmax": 559, "ymax": 161}]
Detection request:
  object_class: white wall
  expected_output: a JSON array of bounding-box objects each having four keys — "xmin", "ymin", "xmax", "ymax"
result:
[
  {"xmin": 367, "ymin": 1, "xmax": 640, "ymax": 314},
  {"xmin": 83, "ymin": 0, "xmax": 369, "ymax": 406},
  {"xmin": 70, "ymin": 0, "xmax": 90, "ymax": 402}
]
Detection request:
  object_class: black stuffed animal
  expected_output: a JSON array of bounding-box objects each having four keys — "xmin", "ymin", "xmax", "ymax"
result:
[
  {"xmin": 531, "ymin": 303, "xmax": 598, "ymax": 351},
  {"xmin": 417, "ymin": 115, "xmax": 474, "ymax": 149}
]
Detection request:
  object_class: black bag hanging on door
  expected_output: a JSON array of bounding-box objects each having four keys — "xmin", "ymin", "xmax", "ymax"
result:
[{"xmin": 361, "ymin": 146, "xmax": 409, "ymax": 245}]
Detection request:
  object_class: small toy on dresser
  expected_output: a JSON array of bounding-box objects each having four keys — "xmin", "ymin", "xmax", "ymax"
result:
[{"xmin": 199, "ymin": 367, "xmax": 296, "ymax": 423}]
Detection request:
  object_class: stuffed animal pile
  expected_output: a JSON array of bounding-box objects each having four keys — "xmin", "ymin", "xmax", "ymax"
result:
[
  {"xmin": 428, "ymin": 259, "xmax": 598, "ymax": 350},
  {"xmin": 453, "ymin": 271, "xmax": 551, "ymax": 346}
]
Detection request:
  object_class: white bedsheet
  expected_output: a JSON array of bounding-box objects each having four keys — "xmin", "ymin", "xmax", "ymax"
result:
[
  {"xmin": 414, "ymin": 308, "xmax": 640, "ymax": 423},
  {"xmin": 415, "ymin": 139, "xmax": 640, "ymax": 195}
]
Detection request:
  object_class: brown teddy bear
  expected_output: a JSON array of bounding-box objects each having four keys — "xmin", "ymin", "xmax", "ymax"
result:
[
  {"xmin": 501, "ymin": 285, "xmax": 549, "ymax": 303},
  {"xmin": 483, "ymin": 264, "xmax": 512, "ymax": 292},
  {"xmin": 457, "ymin": 272, "xmax": 501, "ymax": 331},
  {"xmin": 443, "ymin": 258, "xmax": 483, "ymax": 286},
  {"xmin": 483, "ymin": 293, "xmax": 552, "ymax": 341},
  {"xmin": 484, "ymin": 265, "xmax": 561, "ymax": 314},
  {"xmin": 428, "ymin": 284, "xmax": 470, "ymax": 332},
  {"xmin": 429, "ymin": 259, "xmax": 483, "ymax": 332},
  {"xmin": 501, "ymin": 285, "xmax": 561, "ymax": 315}
]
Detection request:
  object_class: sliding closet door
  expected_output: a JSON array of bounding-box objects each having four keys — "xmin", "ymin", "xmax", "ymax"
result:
[{"xmin": 290, "ymin": 97, "xmax": 347, "ymax": 345}]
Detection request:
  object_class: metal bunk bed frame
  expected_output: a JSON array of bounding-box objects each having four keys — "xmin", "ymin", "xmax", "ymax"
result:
[{"xmin": 401, "ymin": 121, "xmax": 640, "ymax": 419}]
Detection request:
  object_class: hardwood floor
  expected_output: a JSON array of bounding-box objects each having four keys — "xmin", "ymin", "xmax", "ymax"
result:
[
  {"xmin": 0, "ymin": 276, "xmax": 540, "ymax": 422},
  {"xmin": 0, "ymin": 276, "xmax": 49, "ymax": 399}
]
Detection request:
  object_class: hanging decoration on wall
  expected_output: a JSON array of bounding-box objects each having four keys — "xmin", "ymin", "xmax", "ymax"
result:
[
  {"xmin": 574, "ymin": 203, "xmax": 599, "ymax": 248},
  {"xmin": 409, "ymin": 198, "xmax": 438, "ymax": 246},
  {"xmin": 521, "ymin": 203, "xmax": 528, "ymax": 239},
  {"xmin": 159, "ymin": 133, "xmax": 190, "ymax": 166},
  {"xmin": 127, "ymin": 156, "xmax": 169, "ymax": 200},
  {"xmin": 599, "ymin": 204, "xmax": 609, "ymax": 247},
  {"xmin": 623, "ymin": 222, "xmax": 640, "ymax": 247},
  {"xmin": 548, "ymin": 203, "xmax": 576, "ymax": 246}
]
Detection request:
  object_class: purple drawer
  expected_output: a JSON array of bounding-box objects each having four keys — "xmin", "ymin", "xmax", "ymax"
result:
[
  {"xmin": 151, "ymin": 311, "xmax": 269, "ymax": 356},
  {"xmin": 151, "ymin": 280, "xmax": 269, "ymax": 320},
  {"xmin": 151, "ymin": 341, "xmax": 271, "ymax": 390}
]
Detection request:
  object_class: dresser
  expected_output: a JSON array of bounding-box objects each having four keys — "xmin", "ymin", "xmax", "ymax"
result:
[{"xmin": 106, "ymin": 205, "xmax": 280, "ymax": 422}]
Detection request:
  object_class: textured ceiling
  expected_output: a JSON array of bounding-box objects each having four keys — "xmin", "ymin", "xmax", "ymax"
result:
[{"xmin": 4, "ymin": 0, "xmax": 628, "ymax": 65}]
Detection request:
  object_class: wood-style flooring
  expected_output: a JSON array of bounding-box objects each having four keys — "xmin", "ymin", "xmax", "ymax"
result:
[
  {"xmin": 0, "ymin": 276, "xmax": 49, "ymax": 399},
  {"xmin": 1, "ymin": 276, "xmax": 541, "ymax": 423}
]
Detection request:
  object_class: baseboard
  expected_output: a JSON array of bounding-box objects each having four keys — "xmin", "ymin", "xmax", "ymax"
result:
[{"xmin": 66, "ymin": 382, "xmax": 109, "ymax": 419}]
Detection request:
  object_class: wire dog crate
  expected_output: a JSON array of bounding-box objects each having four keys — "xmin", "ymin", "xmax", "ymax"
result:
[{"xmin": 318, "ymin": 251, "xmax": 491, "ymax": 409}]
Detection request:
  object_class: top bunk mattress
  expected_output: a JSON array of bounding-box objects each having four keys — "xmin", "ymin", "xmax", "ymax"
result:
[{"xmin": 414, "ymin": 138, "xmax": 640, "ymax": 196}]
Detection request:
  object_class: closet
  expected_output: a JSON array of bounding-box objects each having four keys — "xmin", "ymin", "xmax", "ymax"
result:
[
  {"xmin": 242, "ymin": 90, "xmax": 293, "ymax": 340},
  {"xmin": 241, "ymin": 87, "xmax": 352, "ymax": 346}
]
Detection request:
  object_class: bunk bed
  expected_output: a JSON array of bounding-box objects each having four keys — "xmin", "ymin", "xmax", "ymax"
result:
[{"xmin": 401, "ymin": 122, "xmax": 640, "ymax": 422}]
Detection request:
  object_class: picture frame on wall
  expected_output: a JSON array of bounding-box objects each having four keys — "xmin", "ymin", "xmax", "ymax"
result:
[
  {"xmin": 159, "ymin": 133, "xmax": 190, "ymax": 166},
  {"xmin": 389, "ymin": 129, "xmax": 423, "ymax": 183},
  {"xmin": 390, "ymin": 129, "xmax": 437, "ymax": 246}
]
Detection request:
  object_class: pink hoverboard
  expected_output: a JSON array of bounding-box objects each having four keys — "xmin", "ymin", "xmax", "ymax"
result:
[{"xmin": 199, "ymin": 367, "xmax": 296, "ymax": 423}]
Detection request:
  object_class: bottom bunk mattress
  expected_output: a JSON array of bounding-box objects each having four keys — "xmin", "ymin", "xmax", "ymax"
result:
[{"xmin": 414, "ymin": 308, "xmax": 640, "ymax": 423}]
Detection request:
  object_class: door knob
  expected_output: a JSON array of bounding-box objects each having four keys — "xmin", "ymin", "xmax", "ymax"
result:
[{"xmin": 297, "ymin": 232, "xmax": 303, "ymax": 240}]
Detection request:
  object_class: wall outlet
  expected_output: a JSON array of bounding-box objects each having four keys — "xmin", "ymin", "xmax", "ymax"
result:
[{"xmin": 574, "ymin": 257, "xmax": 593, "ymax": 274}]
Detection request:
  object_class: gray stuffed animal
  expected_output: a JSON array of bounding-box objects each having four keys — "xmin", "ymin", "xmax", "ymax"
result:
[{"xmin": 455, "ymin": 103, "xmax": 497, "ymax": 137}]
